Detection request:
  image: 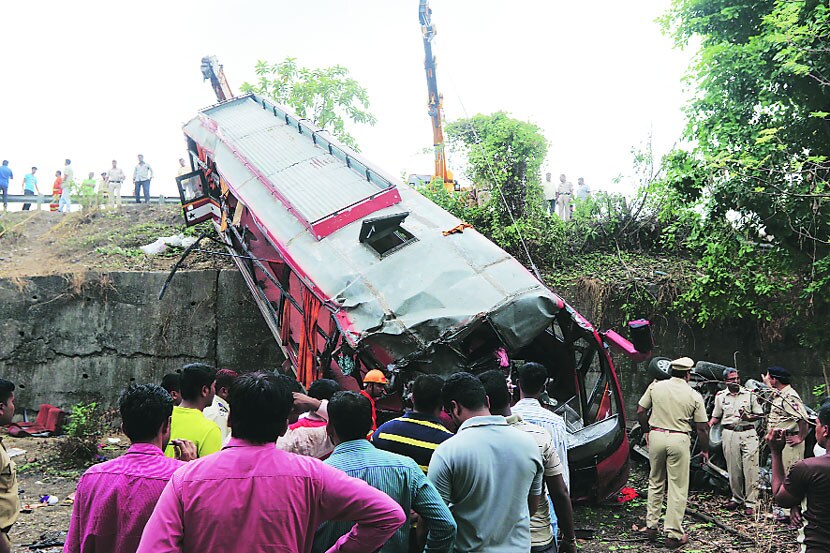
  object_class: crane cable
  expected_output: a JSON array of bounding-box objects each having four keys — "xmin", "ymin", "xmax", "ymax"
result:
[{"xmin": 440, "ymin": 62, "xmax": 544, "ymax": 283}]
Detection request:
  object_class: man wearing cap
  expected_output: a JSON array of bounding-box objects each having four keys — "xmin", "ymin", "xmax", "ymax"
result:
[
  {"xmin": 637, "ymin": 357, "xmax": 709, "ymax": 548},
  {"xmin": 361, "ymin": 369, "xmax": 387, "ymax": 433},
  {"xmin": 764, "ymin": 366, "xmax": 809, "ymax": 474},
  {"xmin": 709, "ymin": 368, "xmax": 764, "ymax": 515}
]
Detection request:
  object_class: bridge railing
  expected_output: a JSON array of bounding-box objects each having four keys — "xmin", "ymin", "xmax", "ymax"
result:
[{"xmin": 1, "ymin": 194, "xmax": 182, "ymax": 209}]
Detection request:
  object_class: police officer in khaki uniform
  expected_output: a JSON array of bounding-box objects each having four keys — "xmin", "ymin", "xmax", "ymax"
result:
[
  {"xmin": 763, "ymin": 366, "xmax": 808, "ymax": 474},
  {"xmin": 0, "ymin": 379, "xmax": 19, "ymax": 553},
  {"xmin": 637, "ymin": 357, "xmax": 709, "ymax": 548},
  {"xmin": 709, "ymin": 368, "xmax": 764, "ymax": 515}
]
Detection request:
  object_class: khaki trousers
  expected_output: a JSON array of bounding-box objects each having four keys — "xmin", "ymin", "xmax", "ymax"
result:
[
  {"xmin": 556, "ymin": 194, "xmax": 572, "ymax": 221},
  {"xmin": 722, "ymin": 429, "xmax": 760, "ymax": 507},
  {"xmin": 782, "ymin": 440, "xmax": 805, "ymax": 475},
  {"xmin": 647, "ymin": 431, "xmax": 690, "ymax": 539},
  {"xmin": 108, "ymin": 183, "xmax": 122, "ymax": 209}
]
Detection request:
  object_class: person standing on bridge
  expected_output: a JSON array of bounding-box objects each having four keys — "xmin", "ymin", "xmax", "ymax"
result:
[
  {"xmin": 555, "ymin": 174, "xmax": 573, "ymax": 221},
  {"xmin": 21, "ymin": 167, "xmax": 39, "ymax": 211},
  {"xmin": 107, "ymin": 160, "xmax": 125, "ymax": 210},
  {"xmin": 60, "ymin": 159, "xmax": 74, "ymax": 214},
  {"xmin": 0, "ymin": 161, "xmax": 13, "ymax": 211},
  {"xmin": 708, "ymin": 368, "xmax": 764, "ymax": 515},
  {"xmin": 542, "ymin": 172, "xmax": 556, "ymax": 216},
  {"xmin": 133, "ymin": 154, "xmax": 153, "ymax": 204},
  {"xmin": 637, "ymin": 356, "xmax": 709, "ymax": 548}
]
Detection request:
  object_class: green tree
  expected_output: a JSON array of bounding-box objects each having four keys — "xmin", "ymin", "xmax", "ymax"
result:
[
  {"xmin": 241, "ymin": 57, "xmax": 377, "ymax": 151},
  {"xmin": 445, "ymin": 112, "xmax": 548, "ymax": 220},
  {"xmin": 661, "ymin": 0, "xmax": 830, "ymax": 345}
]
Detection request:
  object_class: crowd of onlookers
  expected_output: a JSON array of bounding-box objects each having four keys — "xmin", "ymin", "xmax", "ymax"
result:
[
  {"xmin": 541, "ymin": 173, "xmax": 591, "ymax": 222},
  {"xmin": 0, "ymin": 156, "xmax": 157, "ymax": 213},
  {"xmin": 0, "ymin": 358, "xmax": 827, "ymax": 552},
  {"xmin": 0, "ymin": 362, "xmax": 578, "ymax": 553}
]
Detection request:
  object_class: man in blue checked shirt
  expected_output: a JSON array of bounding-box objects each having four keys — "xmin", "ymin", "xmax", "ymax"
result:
[{"xmin": 312, "ymin": 391, "xmax": 456, "ymax": 553}]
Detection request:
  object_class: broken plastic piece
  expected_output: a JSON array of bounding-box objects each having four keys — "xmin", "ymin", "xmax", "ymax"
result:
[{"xmin": 441, "ymin": 223, "xmax": 473, "ymax": 236}]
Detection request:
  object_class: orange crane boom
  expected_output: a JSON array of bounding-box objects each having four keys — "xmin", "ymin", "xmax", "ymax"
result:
[{"xmin": 419, "ymin": 0, "xmax": 455, "ymax": 191}]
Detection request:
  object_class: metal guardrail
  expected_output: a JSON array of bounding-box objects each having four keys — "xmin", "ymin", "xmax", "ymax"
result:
[{"xmin": 1, "ymin": 194, "xmax": 182, "ymax": 207}]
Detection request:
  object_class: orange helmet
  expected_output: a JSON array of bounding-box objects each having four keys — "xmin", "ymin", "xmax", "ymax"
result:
[{"xmin": 363, "ymin": 369, "xmax": 388, "ymax": 385}]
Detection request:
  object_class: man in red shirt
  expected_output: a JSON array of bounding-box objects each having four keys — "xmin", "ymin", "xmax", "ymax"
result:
[
  {"xmin": 137, "ymin": 372, "xmax": 405, "ymax": 553},
  {"xmin": 65, "ymin": 385, "xmax": 196, "ymax": 553},
  {"xmin": 50, "ymin": 171, "xmax": 62, "ymax": 212}
]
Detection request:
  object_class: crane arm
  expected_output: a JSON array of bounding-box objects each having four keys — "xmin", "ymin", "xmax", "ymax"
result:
[
  {"xmin": 200, "ymin": 55, "xmax": 234, "ymax": 102},
  {"xmin": 419, "ymin": 0, "xmax": 454, "ymax": 189}
]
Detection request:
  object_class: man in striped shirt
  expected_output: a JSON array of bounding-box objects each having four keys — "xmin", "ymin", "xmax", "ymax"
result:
[
  {"xmin": 372, "ymin": 374, "xmax": 454, "ymax": 472},
  {"xmin": 313, "ymin": 391, "xmax": 456, "ymax": 553},
  {"xmin": 512, "ymin": 362, "xmax": 571, "ymax": 491},
  {"xmin": 479, "ymin": 370, "xmax": 576, "ymax": 553}
]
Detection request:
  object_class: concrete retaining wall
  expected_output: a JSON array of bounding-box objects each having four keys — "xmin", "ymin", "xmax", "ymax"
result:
[
  {"xmin": 0, "ymin": 270, "xmax": 283, "ymax": 410},
  {"xmin": 0, "ymin": 270, "xmax": 825, "ymax": 417}
]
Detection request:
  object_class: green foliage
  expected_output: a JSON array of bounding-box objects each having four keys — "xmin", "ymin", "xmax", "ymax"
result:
[
  {"xmin": 446, "ymin": 112, "xmax": 548, "ymax": 221},
  {"xmin": 95, "ymin": 245, "xmax": 142, "ymax": 258},
  {"xmin": 59, "ymin": 401, "xmax": 106, "ymax": 466},
  {"xmin": 813, "ymin": 383, "xmax": 828, "ymax": 406},
  {"xmin": 659, "ymin": 0, "xmax": 830, "ymax": 350},
  {"xmin": 241, "ymin": 57, "xmax": 376, "ymax": 151}
]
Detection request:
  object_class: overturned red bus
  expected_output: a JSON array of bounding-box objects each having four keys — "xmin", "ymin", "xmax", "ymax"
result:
[{"xmin": 174, "ymin": 93, "xmax": 638, "ymax": 501}]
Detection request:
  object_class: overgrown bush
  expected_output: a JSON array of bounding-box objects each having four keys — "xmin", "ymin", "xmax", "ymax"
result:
[{"xmin": 57, "ymin": 401, "xmax": 108, "ymax": 466}]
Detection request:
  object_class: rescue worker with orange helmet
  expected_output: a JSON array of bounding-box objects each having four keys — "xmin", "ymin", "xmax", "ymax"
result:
[{"xmin": 360, "ymin": 369, "xmax": 387, "ymax": 433}]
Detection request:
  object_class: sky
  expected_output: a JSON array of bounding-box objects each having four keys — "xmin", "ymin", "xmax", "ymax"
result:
[{"xmin": 2, "ymin": 0, "xmax": 693, "ymax": 198}]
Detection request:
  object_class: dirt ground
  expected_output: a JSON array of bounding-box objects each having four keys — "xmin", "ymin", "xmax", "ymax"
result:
[
  {"xmin": 574, "ymin": 458, "xmax": 800, "ymax": 553},
  {"xmin": 3, "ymin": 431, "xmax": 802, "ymax": 552},
  {"xmin": 0, "ymin": 205, "xmax": 230, "ymax": 278},
  {"xmin": 5, "ymin": 433, "xmax": 129, "ymax": 553}
]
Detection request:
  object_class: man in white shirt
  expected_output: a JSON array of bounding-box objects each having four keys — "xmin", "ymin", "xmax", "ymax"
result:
[
  {"xmin": 107, "ymin": 160, "xmax": 126, "ymax": 211},
  {"xmin": 512, "ymin": 362, "xmax": 570, "ymax": 491},
  {"xmin": 60, "ymin": 159, "xmax": 74, "ymax": 214},
  {"xmin": 203, "ymin": 369, "xmax": 238, "ymax": 443},
  {"xmin": 542, "ymin": 172, "xmax": 557, "ymax": 216},
  {"xmin": 575, "ymin": 177, "xmax": 591, "ymax": 202},
  {"xmin": 133, "ymin": 154, "xmax": 154, "ymax": 204},
  {"xmin": 555, "ymin": 174, "xmax": 573, "ymax": 221}
]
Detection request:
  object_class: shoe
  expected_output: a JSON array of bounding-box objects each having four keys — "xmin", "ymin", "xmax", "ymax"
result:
[
  {"xmin": 745, "ymin": 507, "xmax": 755, "ymax": 516},
  {"xmin": 664, "ymin": 534, "xmax": 689, "ymax": 548},
  {"xmin": 724, "ymin": 500, "xmax": 741, "ymax": 511},
  {"xmin": 644, "ymin": 527, "xmax": 658, "ymax": 542}
]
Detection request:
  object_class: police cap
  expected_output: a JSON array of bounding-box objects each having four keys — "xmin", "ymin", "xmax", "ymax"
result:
[{"xmin": 670, "ymin": 357, "xmax": 695, "ymax": 371}]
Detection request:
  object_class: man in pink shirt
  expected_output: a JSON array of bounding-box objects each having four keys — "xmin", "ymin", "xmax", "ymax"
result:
[
  {"xmin": 64, "ymin": 385, "xmax": 197, "ymax": 553},
  {"xmin": 137, "ymin": 372, "xmax": 406, "ymax": 553}
]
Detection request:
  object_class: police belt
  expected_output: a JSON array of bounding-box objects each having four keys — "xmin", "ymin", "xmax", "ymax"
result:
[
  {"xmin": 651, "ymin": 427, "xmax": 689, "ymax": 434},
  {"xmin": 722, "ymin": 424, "xmax": 755, "ymax": 432}
]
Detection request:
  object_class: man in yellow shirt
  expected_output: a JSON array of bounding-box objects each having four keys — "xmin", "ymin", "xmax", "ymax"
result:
[{"xmin": 164, "ymin": 364, "xmax": 222, "ymax": 458}]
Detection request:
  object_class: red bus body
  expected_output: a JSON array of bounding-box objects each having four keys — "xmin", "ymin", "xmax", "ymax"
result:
[{"xmin": 177, "ymin": 94, "xmax": 629, "ymax": 501}]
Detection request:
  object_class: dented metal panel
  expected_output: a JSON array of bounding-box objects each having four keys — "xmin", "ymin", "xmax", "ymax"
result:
[
  {"xmin": 202, "ymin": 97, "xmax": 398, "ymax": 228},
  {"xmin": 182, "ymin": 95, "xmax": 561, "ymax": 370}
]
